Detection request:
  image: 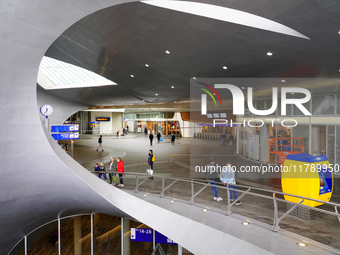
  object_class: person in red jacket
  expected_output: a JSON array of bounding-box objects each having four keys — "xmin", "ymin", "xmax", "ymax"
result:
[{"xmin": 116, "ymin": 157, "xmax": 125, "ymax": 187}]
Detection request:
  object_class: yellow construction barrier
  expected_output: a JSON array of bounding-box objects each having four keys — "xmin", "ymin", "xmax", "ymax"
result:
[{"xmin": 282, "ymin": 153, "xmax": 333, "ymax": 207}]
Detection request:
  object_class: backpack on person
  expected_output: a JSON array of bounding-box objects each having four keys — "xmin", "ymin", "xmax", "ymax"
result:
[{"xmin": 152, "ymin": 154, "xmax": 156, "ymax": 162}]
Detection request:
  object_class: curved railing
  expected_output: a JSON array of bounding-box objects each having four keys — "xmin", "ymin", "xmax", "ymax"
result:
[{"xmin": 93, "ymin": 171, "xmax": 340, "ymax": 253}]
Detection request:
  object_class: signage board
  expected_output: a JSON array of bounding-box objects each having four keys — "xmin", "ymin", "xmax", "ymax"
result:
[
  {"xmin": 130, "ymin": 228, "xmax": 152, "ymax": 242},
  {"xmin": 155, "ymin": 231, "xmax": 177, "ymax": 245},
  {"xmin": 51, "ymin": 125, "xmax": 79, "ymax": 132},
  {"xmin": 51, "ymin": 132, "xmax": 79, "ymax": 140},
  {"xmin": 96, "ymin": 117, "xmax": 110, "ymax": 122},
  {"xmin": 90, "ymin": 122, "xmax": 100, "ymax": 125}
]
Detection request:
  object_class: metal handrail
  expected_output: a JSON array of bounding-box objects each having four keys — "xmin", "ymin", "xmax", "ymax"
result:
[{"xmin": 92, "ymin": 171, "xmax": 340, "ymax": 209}]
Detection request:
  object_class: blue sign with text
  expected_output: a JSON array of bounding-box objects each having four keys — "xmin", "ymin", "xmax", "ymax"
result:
[
  {"xmin": 51, "ymin": 132, "xmax": 79, "ymax": 140},
  {"xmin": 51, "ymin": 125, "xmax": 79, "ymax": 132},
  {"xmin": 155, "ymin": 231, "xmax": 177, "ymax": 245},
  {"xmin": 130, "ymin": 228, "xmax": 153, "ymax": 242}
]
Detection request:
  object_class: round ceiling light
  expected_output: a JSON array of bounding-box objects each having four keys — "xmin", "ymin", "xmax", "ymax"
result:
[
  {"xmin": 193, "ymin": 77, "xmax": 196, "ymax": 79},
  {"xmin": 155, "ymin": 93, "xmax": 158, "ymax": 96},
  {"xmin": 165, "ymin": 50, "xmax": 170, "ymax": 54},
  {"xmin": 145, "ymin": 64, "xmax": 149, "ymax": 67},
  {"xmin": 297, "ymin": 243, "xmax": 307, "ymax": 247},
  {"xmin": 267, "ymin": 52, "xmax": 273, "ymax": 56},
  {"xmin": 242, "ymin": 222, "xmax": 250, "ymax": 225},
  {"xmin": 223, "ymin": 66, "xmax": 228, "ymax": 69},
  {"xmin": 202, "ymin": 209, "xmax": 208, "ymax": 212},
  {"xmin": 130, "ymin": 74, "xmax": 134, "ymax": 78},
  {"xmin": 171, "ymin": 86, "xmax": 174, "ymax": 88},
  {"xmin": 281, "ymin": 79, "xmax": 286, "ymax": 82}
]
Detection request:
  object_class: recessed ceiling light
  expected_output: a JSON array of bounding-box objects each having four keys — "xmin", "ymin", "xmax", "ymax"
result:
[
  {"xmin": 242, "ymin": 222, "xmax": 250, "ymax": 226},
  {"xmin": 170, "ymin": 200, "xmax": 175, "ymax": 203},
  {"xmin": 155, "ymin": 94, "xmax": 158, "ymax": 96},
  {"xmin": 165, "ymin": 50, "xmax": 170, "ymax": 54},
  {"xmin": 130, "ymin": 74, "xmax": 134, "ymax": 78},
  {"xmin": 223, "ymin": 66, "xmax": 228, "ymax": 69},
  {"xmin": 281, "ymin": 79, "xmax": 286, "ymax": 82},
  {"xmin": 297, "ymin": 243, "xmax": 307, "ymax": 247},
  {"xmin": 193, "ymin": 77, "xmax": 196, "ymax": 79},
  {"xmin": 338, "ymin": 30, "xmax": 340, "ymax": 34},
  {"xmin": 241, "ymin": 87, "xmax": 245, "ymax": 90},
  {"xmin": 202, "ymin": 209, "xmax": 208, "ymax": 212},
  {"xmin": 171, "ymin": 86, "xmax": 175, "ymax": 89},
  {"xmin": 267, "ymin": 52, "xmax": 273, "ymax": 56},
  {"xmin": 175, "ymin": 101, "xmax": 177, "ymax": 103},
  {"xmin": 145, "ymin": 64, "xmax": 149, "ymax": 67}
]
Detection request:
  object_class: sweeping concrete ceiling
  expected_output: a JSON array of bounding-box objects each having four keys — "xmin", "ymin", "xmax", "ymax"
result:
[{"xmin": 43, "ymin": 0, "xmax": 340, "ymax": 108}]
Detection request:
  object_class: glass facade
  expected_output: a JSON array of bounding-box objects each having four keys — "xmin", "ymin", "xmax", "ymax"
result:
[{"xmin": 236, "ymin": 93, "xmax": 340, "ymax": 174}]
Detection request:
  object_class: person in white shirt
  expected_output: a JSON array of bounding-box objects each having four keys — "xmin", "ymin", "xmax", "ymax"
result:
[{"xmin": 220, "ymin": 161, "xmax": 241, "ymax": 205}]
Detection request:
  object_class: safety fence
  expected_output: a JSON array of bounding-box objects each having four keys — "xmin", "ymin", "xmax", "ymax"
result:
[{"xmin": 92, "ymin": 171, "xmax": 340, "ymax": 253}]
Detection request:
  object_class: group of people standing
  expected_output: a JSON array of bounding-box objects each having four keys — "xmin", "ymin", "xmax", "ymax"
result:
[
  {"xmin": 95, "ymin": 156, "xmax": 125, "ymax": 187},
  {"xmin": 220, "ymin": 132, "xmax": 234, "ymax": 146},
  {"xmin": 146, "ymin": 128, "xmax": 175, "ymax": 146},
  {"xmin": 205, "ymin": 158, "xmax": 241, "ymax": 205}
]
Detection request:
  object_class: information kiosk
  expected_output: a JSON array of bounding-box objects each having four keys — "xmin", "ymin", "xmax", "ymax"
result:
[{"xmin": 282, "ymin": 153, "xmax": 333, "ymax": 207}]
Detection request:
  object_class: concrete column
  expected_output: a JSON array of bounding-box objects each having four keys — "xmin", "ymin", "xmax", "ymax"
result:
[
  {"xmin": 121, "ymin": 218, "xmax": 130, "ymax": 255},
  {"xmin": 74, "ymin": 217, "xmax": 82, "ymax": 255}
]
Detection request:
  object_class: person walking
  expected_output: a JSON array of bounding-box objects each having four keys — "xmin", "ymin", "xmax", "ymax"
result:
[
  {"xmin": 205, "ymin": 158, "xmax": 222, "ymax": 201},
  {"xmin": 108, "ymin": 157, "xmax": 116, "ymax": 184},
  {"xmin": 96, "ymin": 135, "xmax": 103, "ymax": 151},
  {"xmin": 171, "ymin": 134, "xmax": 175, "ymax": 145},
  {"xmin": 144, "ymin": 127, "xmax": 148, "ymax": 136},
  {"xmin": 220, "ymin": 133, "xmax": 225, "ymax": 146},
  {"xmin": 148, "ymin": 150, "xmax": 154, "ymax": 180},
  {"xmin": 156, "ymin": 132, "xmax": 161, "ymax": 143},
  {"xmin": 98, "ymin": 162, "xmax": 108, "ymax": 182},
  {"xmin": 220, "ymin": 161, "xmax": 241, "ymax": 205},
  {"xmin": 229, "ymin": 133, "xmax": 234, "ymax": 146},
  {"xmin": 149, "ymin": 132, "xmax": 154, "ymax": 146},
  {"xmin": 126, "ymin": 125, "xmax": 129, "ymax": 132},
  {"xmin": 116, "ymin": 157, "xmax": 125, "ymax": 187}
]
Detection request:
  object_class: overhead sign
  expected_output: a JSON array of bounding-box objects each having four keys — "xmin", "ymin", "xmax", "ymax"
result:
[
  {"xmin": 90, "ymin": 122, "xmax": 100, "ymax": 125},
  {"xmin": 155, "ymin": 231, "xmax": 177, "ymax": 245},
  {"xmin": 130, "ymin": 228, "xmax": 177, "ymax": 245},
  {"xmin": 96, "ymin": 117, "xmax": 110, "ymax": 122},
  {"xmin": 51, "ymin": 132, "xmax": 79, "ymax": 140},
  {"xmin": 51, "ymin": 124, "xmax": 79, "ymax": 132},
  {"xmin": 130, "ymin": 228, "xmax": 152, "ymax": 242}
]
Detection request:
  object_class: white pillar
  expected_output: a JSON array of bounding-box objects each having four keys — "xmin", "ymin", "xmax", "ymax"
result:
[{"xmin": 74, "ymin": 217, "xmax": 82, "ymax": 255}]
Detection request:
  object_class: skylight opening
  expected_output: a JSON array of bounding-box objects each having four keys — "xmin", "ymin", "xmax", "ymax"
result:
[{"xmin": 38, "ymin": 56, "xmax": 117, "ymax": 90}]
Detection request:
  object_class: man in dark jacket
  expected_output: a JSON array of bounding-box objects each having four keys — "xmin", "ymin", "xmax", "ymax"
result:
[
  {"xmin": 156, "ymin": 132, "xmax": 161, "ymax": 143},
  {"xmin": 149, "ymin": 132, "xmax": 154, "ymax": 146},
  {"xmin": 205, "ymin": 158, "xmax": 222, "ymax": 201},
  {"xmin": 96, "ymin": 135, "xmax": 103, "ymax": 151}
]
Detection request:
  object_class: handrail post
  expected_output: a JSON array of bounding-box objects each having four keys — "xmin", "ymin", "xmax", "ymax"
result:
[
  {"xmin": 134, "ymin": 175, "xmax": 139, "ymax": 193},
  {"xmin": 190, "ymin": 179, "xmax": 194, "ymax": 205},
  {"xmin": 160, "ymin": 178, "xmax": 165, "ymax": 198},
  {"xmin": 225, "ymin": 184, "xmax": 231, "ymax": 215},
  {"xmin": 273, "ymin": 193, "xmax": 278, "ymax": 227},
  {"xmin": 272, "ymin": 199, "xmax": 304, "ymax": 231},
  {"xmin": 335, "ymin": 206, "xmax": 340, "ymax": 223}
]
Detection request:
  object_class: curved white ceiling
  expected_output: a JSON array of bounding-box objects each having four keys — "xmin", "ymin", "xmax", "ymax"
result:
[{"xmin": 142, "ymin": 0, "xmax": 310, "ymax": 40}]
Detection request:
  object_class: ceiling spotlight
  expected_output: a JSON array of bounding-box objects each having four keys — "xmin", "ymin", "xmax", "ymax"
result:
[
  {"xmin": 241, "ymin": 87, "xmax": 245, "ymax": 90},
  {"xmin": 202, "ymin": 209, "xmax": 208, "ymax": 212},
  {"xmin": 223, "ymin": 66, "xmax": 228, "ymax": 69},
  {"xmin": 242, "ymin": 222, "xmax": 250, "ymax": 226},
  {"xmin": 165, "ymin": 50, "xmax": 170, "ymax": 54},
  {"xmin": 297, "ymin": 243, "xmax": 307, "ymax": 247},
  {"xmin": 171, "ymin": 86, "xmax": 175, "ymax": 89},
  {"xmin": 267, "ymin": 52, "xmax": 273, "ymax": 56},
  {"xmin": 155, "ymin": 93, "xmax": 158, "ymax": 96},
  {"xmin": 130, "ymin": 74, "xmax": 134, "ymax": 78},
  {"xmin": 145, "ymin": 64, "xmax": 149, "ymax": 67},
  {"xmin": 281, "ymin": 79, "xmax": 286, "ymax": 82},
  {"xmin": 338, "ymin": 30, "xmax": 340, "ymax": 34},
  {"xmin": 193, "ymin": 77, "xmax": 197, "ymax": 79}
]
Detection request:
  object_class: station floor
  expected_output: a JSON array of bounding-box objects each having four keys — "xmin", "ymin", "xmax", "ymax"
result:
[{"xmin": 67, "ymin": 133, "xmax": 340, "ymax": 253}]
